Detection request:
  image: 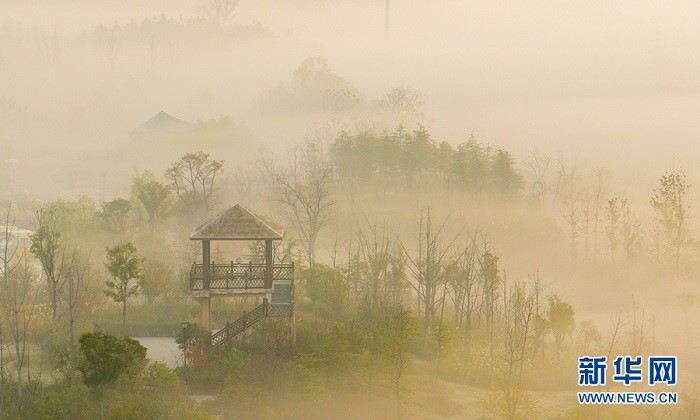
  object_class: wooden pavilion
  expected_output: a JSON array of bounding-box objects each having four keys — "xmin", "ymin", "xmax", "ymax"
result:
[{"xmin": 189, "ymin": 204, "xmax": 295, "ymax": 347}]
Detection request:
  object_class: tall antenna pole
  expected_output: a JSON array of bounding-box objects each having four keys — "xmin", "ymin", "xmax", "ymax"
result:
[{"xmin": 385, "ymin": 0, "xmax": 390, "ymax": 38}]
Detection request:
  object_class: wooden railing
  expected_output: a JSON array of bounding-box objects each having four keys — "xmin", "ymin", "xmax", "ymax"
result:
[
  {"xmin": 190, "ymin": 262, "xmax": 294, "ymax": 291},
  {"xmin": 268, "ymin": 303, "xmax": 291, "ymax": 317}
]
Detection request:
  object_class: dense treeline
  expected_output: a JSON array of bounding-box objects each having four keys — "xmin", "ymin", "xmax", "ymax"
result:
[{"xmin": 330, "ymin": 126, "xmax": 523, "ymax": 197}]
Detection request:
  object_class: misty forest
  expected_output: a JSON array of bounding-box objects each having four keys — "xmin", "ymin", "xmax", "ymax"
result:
[{"xmin": 1, "ymin": 1, "xmax": 699, "ymax": 419}]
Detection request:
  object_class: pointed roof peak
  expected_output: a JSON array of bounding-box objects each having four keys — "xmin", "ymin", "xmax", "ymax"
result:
[
  {"xmin": 132, "ymin": 111, "xmax": 195, "ymax": 133},
  {"xmin": 190, "ymin": 204, "xmax": 284, "ymax": 241}
]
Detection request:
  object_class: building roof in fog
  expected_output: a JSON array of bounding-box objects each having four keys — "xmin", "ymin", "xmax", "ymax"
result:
[
  {"xmin": 132, "ymin": 111, "xmax": 195, "ymax": 133},
  {"xmin": 0, "ymin": 225, "xmax": 34, "ymax": 251},
  {"xmin": 190, "ymin": 204, "xmax": 285, "ymax": 241}
]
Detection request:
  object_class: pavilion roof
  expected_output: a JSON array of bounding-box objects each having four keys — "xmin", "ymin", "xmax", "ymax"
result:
[{"xmin": 189, "ymin": 205, "xmax": 284, "ymax": 241}]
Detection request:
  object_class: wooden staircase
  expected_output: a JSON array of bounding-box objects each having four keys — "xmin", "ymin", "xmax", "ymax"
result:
[
  {"xmin": 211, "ymin": 300, "xmax": 268, "ymax": 349},
  {"xmin": 211, "ymin": 283, "xmax": 294, "ymax": 349}
]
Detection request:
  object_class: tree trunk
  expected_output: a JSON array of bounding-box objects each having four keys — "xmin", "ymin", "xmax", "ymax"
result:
[
  {"xmin": 69, "ymin": 318, "xmax": 76, "ymax": 385},
  {"xmin": 308, "ymin": 231, "xmax": 316, "ymax": 267},
  {"xmin": 51, "ymin": 281, "xmax": 58, "ymax": 321},
  {"xmin": 122, "ymin": 301, "xmax": 127, "ymax": 335}
]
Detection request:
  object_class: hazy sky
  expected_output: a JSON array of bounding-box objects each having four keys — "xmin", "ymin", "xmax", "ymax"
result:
[{"xmin": 2, "ymin": 0, "xmax": 699, "ymax": 193}]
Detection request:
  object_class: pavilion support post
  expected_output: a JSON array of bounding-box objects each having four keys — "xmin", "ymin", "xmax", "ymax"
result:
[
  {"xmin": 202, "ymin": 240, "xmax": 211, "ymax": 290},
  {"xmin": 264, "ymin": 239, "xmax": 273, "ymax": 289},
  {"xmin": 200, "ymin": 297, "xmax": 211, "ymax": 331},
  {"xmin": 290, "ymin": 267, "xmax": 296, "ymax": 345},
  {"xmin": 202, "ymin": 240, "xmax": 211, "ymax": 331}
]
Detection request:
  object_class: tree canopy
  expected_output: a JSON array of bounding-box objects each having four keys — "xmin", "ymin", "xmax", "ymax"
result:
[
  {"xmin": 104, "ymin": 242, "xmax": 143, "ymax": 331},
  {"xmin": 330, "ymin": 126, "xmax": 523, "ymax": 197},
  {"xmin": 78, "ymin": 331, "xmax": 147, "ymax": 387}
]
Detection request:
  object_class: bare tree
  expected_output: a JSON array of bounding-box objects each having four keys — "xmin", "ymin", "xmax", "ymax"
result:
[
  {"xmin": 0, "ymin": 204, "xmax": 40, "ymax": 399},
  {"xmin": 0, "ymin": 203, "xmax": 22, "ymax": 292},
  {"xmin": 383, "ymin": 307, "xmax": 414, "ymax": 418},
  {"xmin": 578, "ymin": 320, "xmax": 601, "ymax": 354},
  {"xmin": 558, "ymin": 165, "xmax": 582, "ymax": 268},
  {"xmin": 401, "ymin": 209, "xmax": 461, "ymax": 346},
  {"xmin": 605, "ymin": 196, "xmax": 623, "ymax": 263},
  {"xmin": 547, "ymin": 295, "xmax": 575, "ymax": 358},
  {"xmin": 485, "ymin": 277, "xmax": 539, "ymax": 420},
  {"xmin": 591, "ymin": 168, "xmax": 609, "ymax": 261},
  {"xmin": 620, "ymin": 200, "xmax": 643, "ymax": 261},
  {"xmin": 0, "ymin": 257, "xmax": 40, "ymax": 400},
  {"xmin": 0, "ymin": 204, "xmax": 23, "ymax": 387},
  {"xmin": 581, "ymin": 188, "xmax": 593, "ymax": 263},
  {"xmin": 323, "ymin": 224, "xmax": 347, "ymax": 269},
  {"xmin": 165, "ymin": 151, "xmax": 224, "ymax": 218},
  {"xmin": 627, "ymin": 298, "xmax": 653, "ymax": 355},
  {"xmin": 602, "ymin": 309, "xmax": 626, "ymax": 360},
  {"xmin": 448, "ymin": 232, "xmax": 482, "ymax": 341},
  {"xmin": 500, "ymin": 281, "xmax": 537, "ymax": 382},
  {"xmin": 529, "ymin": 273, "xmax": 548, "ymax": 368},
  {"xmin": 200, "ymin": 0, "xmax": 239, "ymax": 27},
  {"xmin": 650, "ymin": 170, "xmax": 693, "ymax": 272},
  {"xmin": 481, "ymin": 249, "xmax": 501, "ymax": 380},
  {"xmin": 432, "ymin": 284, "xmax": 451, "ymax": 383},
  {"xmin": 229, "ymin": 167, "xmax": 263, "ymax": 206},
  {"xmin": 378, "ymin": 85, "xmax": 425, "ymax": 127},
  {"xmin": 380, "ymin": 86, "xmax": 425, "ymax": 111},
  {"xmin": 30, "ymin": 204, "xmax": 69, "ymax": 321},
  {"xmin": 65, "ymin": 250, "xmax": 93, "ymax": 385},
  {"xmin": 524, "ymin": 149, "xmax": 552, "ymax": 202},
  {"xmin": 355, "ymin": 221, "xmax": 405, "ymax": 313},
  {"xmin": 261, "ymin": 142, "xmax": 335, "ymax": 267}
]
